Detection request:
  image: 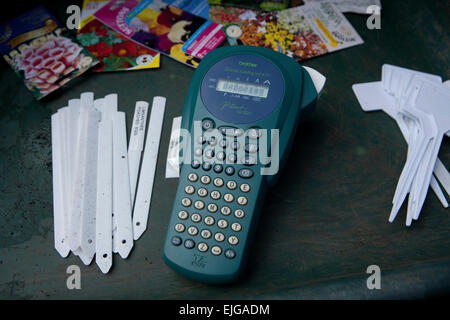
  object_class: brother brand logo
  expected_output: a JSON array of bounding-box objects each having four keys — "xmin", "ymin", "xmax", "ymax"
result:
[{"xmin": 239, "ymin": 61, "xmax": 257, "ymax": 67}]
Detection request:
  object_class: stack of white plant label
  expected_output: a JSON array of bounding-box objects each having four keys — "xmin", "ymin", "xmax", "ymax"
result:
[
  {"xmin": 51, "ymin": 93, "xmax": 165, "ymax": 273},
  {"xmin": 353, "ymin": 65, "xmax": 450, "ymax": 226}
]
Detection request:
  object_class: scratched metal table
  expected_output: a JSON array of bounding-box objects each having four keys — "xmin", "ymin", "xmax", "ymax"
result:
[{"xmin": 0, "ymin": 0, "xmax": 449, "ymax": 299}]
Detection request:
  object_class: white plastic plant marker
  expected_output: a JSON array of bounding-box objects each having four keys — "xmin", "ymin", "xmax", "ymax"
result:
[
  {"xmin": 51, "ymin": 112, "xmax": 70, "ymax": 258},
  {"xmin": 77, "ymin": 108, "xmax": 100, "ymax": 264},
  {"xmin": 94, "ymin": 98, "xmax": 105, "ymax": 113},
  {"xmin": 352, "ymin": 82, "xmax": 447, "ymax": 207},
  {"xmin": 406, "ymin": 78, "xmax": 450, "ymax": 224},
  {"xmin": 96, "ymin": 118, "xmax": 113, "ymax": 273},
  {"xmin": 434, "ymin": 158, "xmax": 450, "ymax": 197},
  {"xmin": 69, "ymin": 106, "xmax": 89, "ymax": 252},
  {"xmin": 57, "ymin": 106, "xmax": 71, "ymax": 244},
  {"xmin": 128, "ymin": 101, "xmax": 149, "ymax": 207},
  {"xmin": 69, "ymin": 93, "xmax": 95, "ymax": 259},
  {"xmin": 165, "ymin": 116, "xmax": 182, "ymax": 178},
  {"xmin": 303, "ymin": 66, "xmax": 327, "ymax": 95},
  {"xmin": 102, "ymin": 94, "xmax": 119, "ymax": 252},
  {"xmin": 389, "ymin": 90, "xmax": 438, "ymax": 224},
  {"xmin": 132, "ymin": 96, "xmax": 166, "ymax": 240},
  {"xmin": 112, "ymin": 112, "xmax": 134, "ymax": 258},
  {"xmin": 104, "ymin": 94, "xmax": 118, "ymax": 114},
  {"xmin": 353, "ymin": 66, "xmax": 449, "ymax": 226}
]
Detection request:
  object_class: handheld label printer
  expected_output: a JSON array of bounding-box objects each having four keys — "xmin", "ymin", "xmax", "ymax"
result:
[{"xmin": 163, "ymin": 46, "xmax": 325, "ymax": 284}]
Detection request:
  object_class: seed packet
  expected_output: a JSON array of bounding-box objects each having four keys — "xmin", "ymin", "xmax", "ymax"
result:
[
  {"xmin": 0, "ymin": 6, "xmax": 99, "ymax": 100},
  {"xmin": 209, "ymin": 1, "xmax": 363, "ymax": 60},
  {"xmin": 165, "ymin": 0, "xmax": 211, "ymax": 20},
  {"xmin": 303, "ymin": 0, "xmax": 382, "ymax": 15},
  {"xmin": 78, "ymin": 0, "xmax": 160, "ymax": 72},
  {"xmin": 208, "ymin": 0, "xmax": 290, "ymax": 11},
  {"xmin": 94, "ymin": 0, "xmax": 226, "ymax": 68}
]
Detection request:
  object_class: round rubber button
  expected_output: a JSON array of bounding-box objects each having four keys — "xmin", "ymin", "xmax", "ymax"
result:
[
  {"xmin": 194, "ymin": 200, "xmax": 205, "ymax": 210},
  {"xmin": 210, "ymin": 190, "xmax": 221, "ymax": 200},
  {"xmin": 224, "ymin": 193, "xmax": 234, "ymax": 203},
  {"xmin": 218, "ymin": 219, "xmax": 228, "ymax": 229},
  {"xmin": 171, "ymin": 236, "xmax": 182, "ymax": 246},
  {"xmin": 201, "ymin": 229, "xmax": 212, "ymax": 239},
  {"xmin": 214, "ymin": 232, "xmax": 225, "ymax": 242},
  {"xmin": 208, "ymin": 136, "xmax": 218, "ymax": 146},
  {"xmin": 213, "ymin": 177, "xmax": 224, "ymax": 187},
  {"xmin": 178, "ymin": 210, "xmax": 188, "ymax": 220},
  {"xmin": 184, "ymin": 239, "xmax": 195, "ymax": 249},
  {"xmin": 225, "ymin": 249, "xmax": 236, "ymax": 259},
  {"xmin": 174, "ymin": 223, "xmax": 185, "ymax": 233},
  {"xmin": 207, "ymin": 203, "xmax": 218, "ymax": 213},
  {"xmin": 237, "ymin": 196, "xmax": 248, "ymax": 206},
  {"xmin": 204, "ymin": 149, "xmax": 215, "ymax": 159},
  {"xmin": 197, "ymin": 188, "xmax": 208, "ymax": 197},
  {"xmin": 188, "ymin": 226, "xmax": 198, "ymax": 236},
  {"xmin": 202, "ymin": 162, "xmax": 212, "ymax": 171},
  {"xmin": 191, "ymin": 160, "xmax": 201, "ymax": 169},
  {"xmin": 181, "ymin": 198, "xmax": 192, "ymax": 207},
  {"xmin": 231, "ymin": 222, "xmax": 242, "ymax": 232},
  {"xmin": 221, "ymin": 206, "xmax": 231, "ymax": 216},
  {"xmin": 225, "ymin": 166, "xmax": 235, "ymax": 176},
  {"xmin": 202, "ymin": 119, "xmax": 215, "ymax": 131},
  {"xmin": 228, "ymin": 236, "xmax": 239, "ymax": 245},
  {"xmin": 204, "ymin": 216, "xmax": 215, "ymax": 226},
  {"xmin": 200, "ymin": 175, "xmax": 211, "ymax": 185},
  {"xmin": 185, "ymin": 185, "xmax": 195, "ymax": 195},
  {"xmin": 213, "ymin": 164, "xmax": 223, "ymax": 173},
  {"xmin": 234, "ymin": 209, "xmax": 245, "ymax": 219},
  {"xmin": 198, "ymin": 242, "xmax": 208, "ymax": 252},
  {"xmin": 211, "ymin": 245, "xmax": 222, "ymax": 256},
  {"xmin": 226, "ymin": 180, "xmax": 237, "ymax": 190},
  {"xmin": 191, "ymin": 213, "xmax": 201, "ymax": 223},
  {"xmin": 240, "ymin": 184, "xmax": 251, "ymax": 193},
  {"xmin": 188, "ymin": 173, "xmax": 198, "ymax": 182}
]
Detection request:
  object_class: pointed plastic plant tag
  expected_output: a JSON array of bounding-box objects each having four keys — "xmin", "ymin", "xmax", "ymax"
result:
[
  {"xmin": 112, "ymin": 112, "xmax": 134, "ymax": 259},
  {"xmin": 132, "ymin": 97, "xmax": 166, "ymax": 240}
]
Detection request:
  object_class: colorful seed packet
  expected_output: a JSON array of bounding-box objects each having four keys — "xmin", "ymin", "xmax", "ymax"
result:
[
  {"xmin": 208, "ymin": 0, "xmax": 290, "ymax": 11},
  {"xmin": 78, "ymin": 0, "xmax": 160, "ymax": 72},
  {"xmin": 94, "ymin": 0, "xmax": 226, "ymax": 68},
  {"xmin": 210, "ymin": 1, "xmax": 363, "ymax": 61},
  {"xmin": 165, "ymin": 0, "xmax": 211, "ymax": 20},
  {"xmin": 0, "ymin": 6, "xmax": 99, "ymax": 100}
]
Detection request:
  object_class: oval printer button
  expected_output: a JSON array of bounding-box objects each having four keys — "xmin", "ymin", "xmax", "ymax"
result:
[{"xmin": 238, "ymin": 168, "xmax": 254, "ymax": 179}]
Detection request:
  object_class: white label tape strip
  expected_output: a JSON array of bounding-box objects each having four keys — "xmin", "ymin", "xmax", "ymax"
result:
[
  {"xmin": 165, "ymin": 116, "xmax": 182, "ymax": 179},
  {"xmin": 129, "ymin": 101, "xmax": 149, "ymax": 207}
]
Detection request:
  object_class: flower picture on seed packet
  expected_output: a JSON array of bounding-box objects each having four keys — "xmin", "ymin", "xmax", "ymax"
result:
[
  {"xmin": 210, "ymin": 2, "xmax": 363, "ymax": 62},
  {"xmin": 210, "ymin": 5, "xmax": 328, "ymax": 61},
  {"xmin": 77, "ymin": 19, "xmax": 160, "ymax": 72},
  {"xmin": 0, "ymin": 6, "xmax": 99, "ymax": 100},
  {"xmin": 94, "ymin": 0, "xmax": 226, "ymax": 68}
]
